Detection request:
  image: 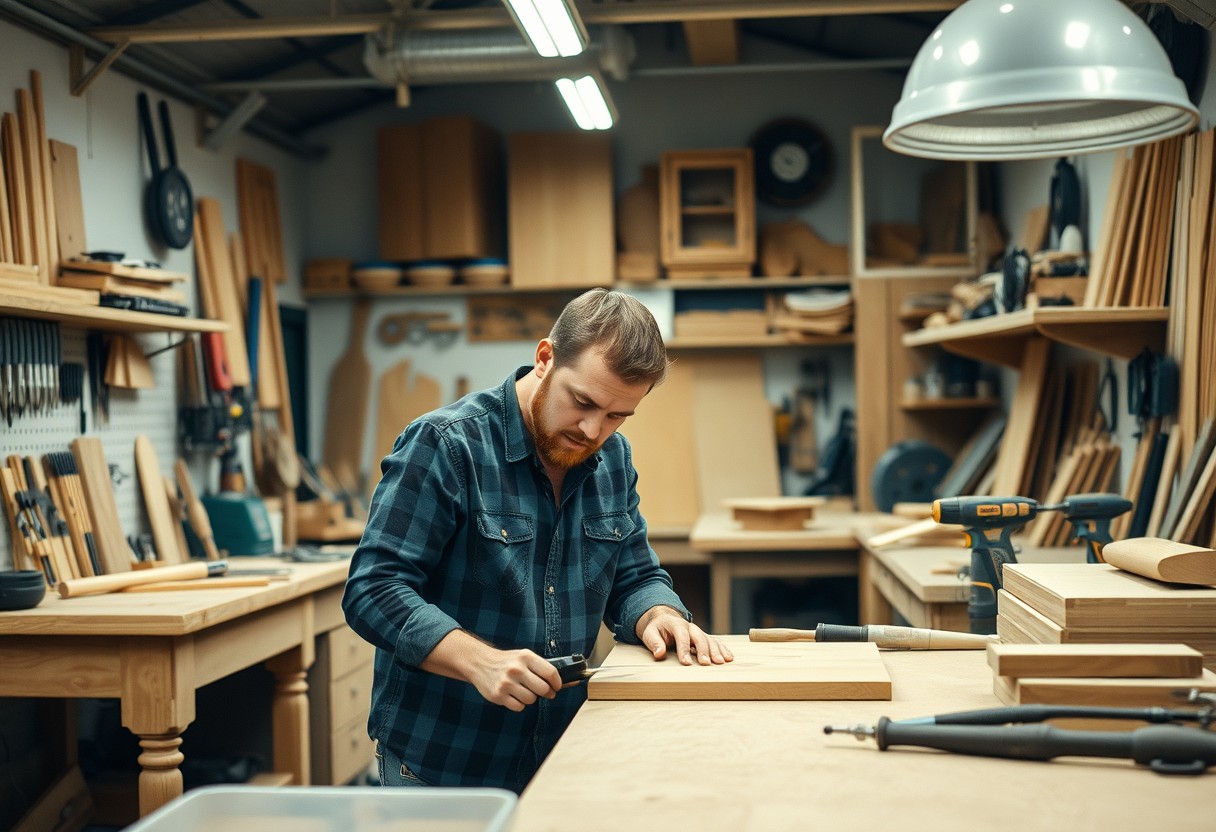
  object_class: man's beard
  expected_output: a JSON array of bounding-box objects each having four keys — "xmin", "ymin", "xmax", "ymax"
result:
[{"xmin": 530, "ymin": 372, "xmax": 600, "ymax": 470}]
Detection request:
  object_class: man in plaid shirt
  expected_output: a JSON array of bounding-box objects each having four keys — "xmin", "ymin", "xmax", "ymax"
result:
[{"xmin": 343, "ymin": 289, "xmax": 731, "ymax": 792}]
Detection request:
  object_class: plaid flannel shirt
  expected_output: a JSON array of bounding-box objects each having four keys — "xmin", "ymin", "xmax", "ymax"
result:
[{"xmin": 342, "ymin": 367, "xmax": 688, "ymax": 792}]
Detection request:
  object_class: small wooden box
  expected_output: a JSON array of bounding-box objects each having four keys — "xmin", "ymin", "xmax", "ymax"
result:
[{"xmin": 305, "ymin": 259, "xmax": 352, "ymax": 292}]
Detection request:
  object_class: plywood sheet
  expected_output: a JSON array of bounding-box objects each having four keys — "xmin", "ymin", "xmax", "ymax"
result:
[
  {"xmin": 621, "ymin": 358, "xmax": 700, "ymax": 530},
  {"xmin": 986, "ymin": 643, "xmax": 1204, "ymax": 679},
  {"xmin": 1002, "ymin": 563, "xmax": 1216, "ymax": 629},
  {"xmin": 587, "ymin": 637, "xmax": 891, "ymax": 701}
]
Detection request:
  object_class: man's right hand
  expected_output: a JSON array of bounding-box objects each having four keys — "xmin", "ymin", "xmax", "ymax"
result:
[{"xmin": 421, "ymin": 630, "xmax": 563, "ymax": 712}]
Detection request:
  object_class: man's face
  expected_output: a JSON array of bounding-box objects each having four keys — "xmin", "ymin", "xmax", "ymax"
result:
[{"xmin": 530, "ymin": 348, "xmax": 650, "ymax": 470}]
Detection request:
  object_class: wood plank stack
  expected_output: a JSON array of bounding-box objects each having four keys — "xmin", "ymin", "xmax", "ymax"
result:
[
  {"xmin": 1085, "ymin": 134, "xmax": 1185, "ymax": 308},
  {"xmin": 768, "ymin": 288, "xmax": 853, "ymax": 336},
  {"xmin": 988, "ymin": 643, "xmax": 1215, "ymax": 724},
  {"xmin": 997, "ymin": 563, "xmax": 1216, "ymax": 668}
]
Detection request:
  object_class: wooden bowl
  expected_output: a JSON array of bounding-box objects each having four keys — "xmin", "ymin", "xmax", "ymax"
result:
[
  {"xmin": 406, "ymin": 264, "xmax": 456, "ymax": 288},
  {"xmin": 460, "ymin": 261, "xmax": 509, "ymax": 287},
  {"xmin": 350, "ymin": 267, "xmax": 403, "ymax": 292}
]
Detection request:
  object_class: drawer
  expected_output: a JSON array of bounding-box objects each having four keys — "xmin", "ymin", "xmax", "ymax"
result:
[
  {"xmin": 330, "ymin": 712, "xmax": 375, "ymax": 785},
  {"xmin": 329, "ymin": 664, "xmax": 374, "ymax": 727},
  {"xmin": 326, "ymin": 626, "xmax": 375, "ymax": 678}
]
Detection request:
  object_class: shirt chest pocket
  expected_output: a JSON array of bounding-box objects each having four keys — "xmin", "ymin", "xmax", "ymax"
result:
[
  {"xmin": 582, "ymin": 512, "xmax": 634, "ymax": 597},
  {"xmin": 473, "ymin": 512, "xmax": 534, "ymax": 596}
]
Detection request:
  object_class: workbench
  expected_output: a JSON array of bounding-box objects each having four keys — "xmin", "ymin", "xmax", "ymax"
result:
[
  {"xmin": 860, "ymin": 537, "xmax": 1088, "ymax": 630},
  {"xmin": 514, "ymin": 650, "xmax": 1216, "ymax": 831},
  {"xmin": 689, "ymin": 511, "xmax": 886, "ymax": 633},
  {"xmin": 0, "ymin": 558, "xmax": 353, "ymax": 818}
]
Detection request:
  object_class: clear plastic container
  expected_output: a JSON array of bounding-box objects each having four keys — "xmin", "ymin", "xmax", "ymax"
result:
[{"xmin": 124, "ymin": 786, "xmax": 517, "ymax": 832}]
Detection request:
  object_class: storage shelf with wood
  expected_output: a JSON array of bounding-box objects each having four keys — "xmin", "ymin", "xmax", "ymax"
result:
[
  {"xmin": 900, "ymin": 397, "xmax": 1001, "ymax": 411},
  {"xmin": 901, "ymin": 306, "xmax": 1168, "ymax": 368},
  {"xmin": 667, "ymin": 333, "xmax": 854, "ymax": 350},
  {"xmin": 0, "ymin": 291, "xmax": 228, "ymax": 334}
]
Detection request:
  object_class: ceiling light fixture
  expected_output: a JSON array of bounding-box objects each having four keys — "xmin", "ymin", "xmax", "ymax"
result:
[
  {"xmin": 556, "ymin": 75, "xmax": 615, "ymax": 130},
  {"xmin": 884, "ymin": 0, "xmax": 1199, "ymax": 160},
  {"xmin": 503, "ymin": 0, "xmax": 588, "ymax": 58}
]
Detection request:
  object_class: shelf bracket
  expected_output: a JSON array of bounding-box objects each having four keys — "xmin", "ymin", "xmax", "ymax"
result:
[{"xmin": 69, "ymin": 41, "xmax": 130, "ymax": 98}]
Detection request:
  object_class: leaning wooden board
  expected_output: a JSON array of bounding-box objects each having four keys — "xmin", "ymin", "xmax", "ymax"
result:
[
  {"xmin": 587, "ymin": 637, "xmax": 891, "ymax": 701},
  {"xmin": 1002, "ymin": 563, "xmax": 1216, "ymax": 629}
]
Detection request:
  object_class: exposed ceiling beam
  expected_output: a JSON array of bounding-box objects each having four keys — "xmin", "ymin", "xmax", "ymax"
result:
[
  {"xmin": 102, "ymin": 0, "xmax": 211, "ymax": 27},
  {"xmin": 89, "ymin": 2, "xmax": 966, "ymax": 44}
]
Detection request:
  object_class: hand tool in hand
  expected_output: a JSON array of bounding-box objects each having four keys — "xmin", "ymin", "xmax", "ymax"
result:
[
  {"xmin": 59, "ymin": 559, "xmax": 229, "ymax": 598},
  {"xmin": 548, "ymin": 653, "xmax": 599, "ymax": 685},
  {"xmin": 932, "ymin": 496, "xmax": 1039, "ymax": 635},
  {"xmin": 824, "ymin": 717, "xmax": 1216, "ymax": 775},
  {"xmin": 748, "ymin": 623, "xmax": 995, "ymax": 650},
  {"xmin": 1036, "ymin": 492, "xmax": 1132, "ymax": 564}
]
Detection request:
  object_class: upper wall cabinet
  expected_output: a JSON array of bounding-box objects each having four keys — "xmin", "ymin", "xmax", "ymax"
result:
[
  {"xmin": 850, "ymin": 126, "xmax": 982, "ymax": 280},
  {"xmin": 660, "ymin": 149, "xmax": 756, "ymax": 280},
  {"xmin": 377, "ymin": 116, "xmax": 505, "ymax": 262},
  {"xmin": 508, "ymin": 132, "xmax": 615, "ymax": 289}
]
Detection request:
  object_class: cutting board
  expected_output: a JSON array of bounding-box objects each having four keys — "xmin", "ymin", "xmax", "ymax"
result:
[
  {"xmin": 323, "ymin": 299, "xmax": 372, "ymax": 493},
  {"xmin": 1002, "ymin": 563, "xmax": 1216, "ymax": 630},
  {"xmin": 587, "ymin": 637, "xmax": 891, "ymax": 701}
]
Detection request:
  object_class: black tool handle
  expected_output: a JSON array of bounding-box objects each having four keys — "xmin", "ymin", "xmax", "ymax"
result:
[
  {"xmin": 919, "ymin": 704, "xmax": 1195, "ymax": 727},
  {"xmin": 548, "ymin": 653, "xmax": 588, "ymax": 685},
  {"xmin": 136, "ymin": 92, "xmax": 161, "ymax": 172},
  {"xmin": 157, "ymin": 100, "xmax": 179, "ymax": 168}
]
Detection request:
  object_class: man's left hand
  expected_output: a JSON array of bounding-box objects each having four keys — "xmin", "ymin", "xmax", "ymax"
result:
[{"xmin": 636, "ymin": 606, "xmax": 734, "ymax": 666}]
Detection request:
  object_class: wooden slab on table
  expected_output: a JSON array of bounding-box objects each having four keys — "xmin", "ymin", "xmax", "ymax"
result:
[
  {"xmin": 722, "ymin": 496, "xmax": 826, "ymax": 530},
  {"xmin": 323, "ymin": 299, "xmax": 372, "ymax": 493},
  {"xmin": 1103, "ymin": 538, "xmax": 1216, "ymax": 586},
  {"xmin": 1006, "ymin": 668, "xmax": 1216, "ymax": 708},
  {"xmin": 986, "ymin": 642, "xmax": 1204, "ymax": 679},
  {"xmin": 135, "ymin": 436, "xmax": 183, "ymax": 564},
  {"xmin": 1002, "ymin": 563, "xmax": 1216, "ymax": 629},
  {"xmin": 587, "ymin": 638, "xmax": 891, "ymax": 701}
]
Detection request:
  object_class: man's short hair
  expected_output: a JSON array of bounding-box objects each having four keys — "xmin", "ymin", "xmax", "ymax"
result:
[{"xmin": 549, "ymin": 289, "xmax": 668, "ymax": 387}]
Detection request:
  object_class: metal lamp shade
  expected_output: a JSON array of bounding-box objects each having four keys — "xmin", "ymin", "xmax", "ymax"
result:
[{"xmin": 884, "ymin": 0, "xmax": 1199, "ymax": 160}]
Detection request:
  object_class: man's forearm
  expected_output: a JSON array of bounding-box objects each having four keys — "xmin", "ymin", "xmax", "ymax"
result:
[{"xmin": 419, "ymin": 628, "xmax": 494, "ymax": 683}]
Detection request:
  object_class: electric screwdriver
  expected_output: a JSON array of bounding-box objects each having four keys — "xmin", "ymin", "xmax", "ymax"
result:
[
  {"xmin": 1041, "ymin": 492, "xmax": 1132, "ymax": 564},
  {"xmin": 932, "ymin": 496, "xmax": 1038, "ymax": 635}
]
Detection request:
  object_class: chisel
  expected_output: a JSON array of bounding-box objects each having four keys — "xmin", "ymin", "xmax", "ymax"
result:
[{"xmin": 748, "ymin": 623, "xmax": 996, "ymax": 650}]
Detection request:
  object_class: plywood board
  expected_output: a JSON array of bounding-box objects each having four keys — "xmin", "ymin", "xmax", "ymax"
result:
[
  {"xmin": 986, "ymin": 643, "xmax": 1203, "ymax": 679},
  {"xmin": 1002, "ymin": 563, "xmax": 1216, "ymax": 629},
  {"xmin": 1010, "ymin": 668, "xmax": 1216, "ymax": 708},
  {"xmin": 587, "ymin": 637, "xmax": 891, "ymax": 701},
  {"xmin": 621, "ymin": 358, "xmax": 700, "ymax": 530}
]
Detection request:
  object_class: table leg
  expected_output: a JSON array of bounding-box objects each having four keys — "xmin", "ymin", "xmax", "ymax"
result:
[
  {"xmin": 711, "ymin": 554, "xmax": 732, "ymax": 634},
  {"xmin": 858, "ymin": 549, "xmax": 892, "ymax": 625},
  {"xmin": 265, "ymin": 601, "xmax": 315, "ymax": 785},
  {"xmin": 119, "ymin": 639, "xmax": 195, "ymax": 817},
  {"xmin": 135, "ymin": 734, "xmax": 185, "ymax": 815}
]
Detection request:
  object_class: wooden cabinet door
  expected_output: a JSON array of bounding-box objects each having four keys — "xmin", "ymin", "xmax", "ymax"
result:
[{"xmin": 660, "ymin": 149, "xmax": 755, "ymax": 279}]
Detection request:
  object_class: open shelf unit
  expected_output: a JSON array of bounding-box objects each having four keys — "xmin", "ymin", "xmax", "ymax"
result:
[
  {"xmin": 0, "ymin": 292, "xmax": 229, "ymax": 334},
  {"xmin": 901, "ymin": 306, "xmax": 1169, "ymax": 368}
]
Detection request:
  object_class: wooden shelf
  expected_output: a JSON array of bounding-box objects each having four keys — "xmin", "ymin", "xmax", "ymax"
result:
[
  {"xmin": 667, "ymin": 333, "xmax": 853, "ymax": 350},
  {"xmin": 901, "ymin": 306, "xmax": 1168, "ymax": 368},
  {"xmin": 0, "ymin": 292, "xmax": 228, "ymax": 334},
  {"xmin": 641, "ymin": 275, "xmax": 851, "ymax": 291},
  {"xmin": 681, "ymin": 205, "xmax": 737, "ymax": 215},
  {"xmin": 900, "ymin": 397, "xmax": 1001, "ymax": 411}
]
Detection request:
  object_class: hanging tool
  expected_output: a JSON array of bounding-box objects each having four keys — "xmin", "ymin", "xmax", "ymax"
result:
[
  {"xmin": 1050, "ymin": 492, "xmax": 1133, "ymax": 563},
  {"xmin": 824, "ymin": 715, "xmax": 1216, "ymax": 775},
  {"xmin": 748, "ymin": 624, "xmax": 995, "ymax": 650},
  {"xmin": 932, "ymin": 496, "xmax": 1039, "ymax": 635}
]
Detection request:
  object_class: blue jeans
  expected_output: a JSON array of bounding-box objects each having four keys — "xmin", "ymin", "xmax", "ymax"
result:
[{"xmin": 375, "ymin": 739, "xmax": 431, "ymax": 787}]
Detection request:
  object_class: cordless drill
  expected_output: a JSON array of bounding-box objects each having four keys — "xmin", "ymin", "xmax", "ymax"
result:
[
  {"xmin": 932, "ymin": 496, "xmax": 1039, "ymax": 635},
  {"xmin": 1042, "ymin": 492, "xmax": 1133, "ymax": 564}
]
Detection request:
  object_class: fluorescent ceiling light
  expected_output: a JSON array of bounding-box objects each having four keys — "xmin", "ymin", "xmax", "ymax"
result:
[
  {"xmin": 884, "ymin": 0, "xmax": 1199, "ymax": 160},
  {"xmin": 556, "ymin": 75, "xmax": 615, "ymax": 130},
  {"xmin": 504, "ymin": 0, "xmax": 587, "ymax": 58}
]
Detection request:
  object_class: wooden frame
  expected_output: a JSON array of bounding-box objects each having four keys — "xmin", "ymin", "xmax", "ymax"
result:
[{"xmin": 660, "ymin": 148, "xmax": 755, "ymax": 279}]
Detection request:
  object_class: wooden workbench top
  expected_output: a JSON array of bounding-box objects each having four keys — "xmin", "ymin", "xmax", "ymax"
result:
[
  {"xmin": 0, "ymin": 558, "xmax": 351, "ymax": 637},
  {"xmin": 690, "ymin": 510, "xmax": 888, "ymax": 551},
  {"xmin": 515, "ymin": 650, "xmax": 1216, "ymax": 831}
]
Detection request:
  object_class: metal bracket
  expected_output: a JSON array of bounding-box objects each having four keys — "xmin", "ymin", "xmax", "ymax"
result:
[{"xmin": 69, "ymin": 41, "xmax": 130, "ymax": 97}]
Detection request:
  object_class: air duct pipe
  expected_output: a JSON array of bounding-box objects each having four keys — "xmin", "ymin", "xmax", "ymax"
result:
[{"xmin": 364, "ymin": 25, "xmax": 635, "ymax": 86}]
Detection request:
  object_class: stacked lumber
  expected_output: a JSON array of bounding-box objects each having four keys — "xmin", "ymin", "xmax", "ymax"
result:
[
  {"xmin": 59, "ymin": 258, "xmax": 188, "ymax": 304},
  {"xmin": 768, "ymin": 288, "xmax": 853, "ymax": 336},
  {"xmin": 997, "ymin": 563, "xmax": 1216, "ymax": 669},
  {"xmin": 988, "ymin": 643, "xmax": 1214, "ymax": 725},
  {"xmin": 1085, "ymin": 134, "xmax": 1185, "ymax": 308}
]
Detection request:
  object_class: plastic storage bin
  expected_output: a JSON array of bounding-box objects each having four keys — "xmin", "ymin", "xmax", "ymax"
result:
[{"xmin": 124, "ymin": 786, "xmax": 517, "ymax": 832}]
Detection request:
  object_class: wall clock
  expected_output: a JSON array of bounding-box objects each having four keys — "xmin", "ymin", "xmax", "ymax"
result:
[{"xmin": 750, "ymin": 119, "xmax": 833, "ymax": 207}]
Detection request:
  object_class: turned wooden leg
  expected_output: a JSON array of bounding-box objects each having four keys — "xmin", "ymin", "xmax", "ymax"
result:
[
  {"xmin": 269, "ymin": 665, "xmax": 311, "ymax": 785},
  {"xmin": 136, "ymin": 734, "xmax": 184, "ymax": 816}
]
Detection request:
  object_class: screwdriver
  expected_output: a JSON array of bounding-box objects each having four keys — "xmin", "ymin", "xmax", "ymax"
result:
[{"xmin": 749, "ymin": 623, "xmax": 996, "ymax": 650}]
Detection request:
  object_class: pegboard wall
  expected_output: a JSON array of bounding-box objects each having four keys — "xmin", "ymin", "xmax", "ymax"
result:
[{"xmin": 1, "ymin": 323, "xmax": 195, "ymax": 571}]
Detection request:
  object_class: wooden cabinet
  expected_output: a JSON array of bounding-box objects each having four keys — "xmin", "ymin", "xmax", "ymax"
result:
[
  {"xmin": 660, "ymin": 149, "xmax": 755, "ymax": 280},
  {"xmin": 377, "ymin": 116, "xmax": 504, "ymax": 262},
  {"xmin": 308, "ymin": 624, "xmax": 376, "ymax": 785},
  {"xmin": 508, "ymin": 131, "xmax": 615, "ymax": 289}
]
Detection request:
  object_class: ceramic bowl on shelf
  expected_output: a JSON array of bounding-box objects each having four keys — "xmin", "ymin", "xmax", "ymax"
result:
[
  {"xmin": 0, "ymin": 570, "xmax": 47, "ymax": 611},
  {"xmin": 459, "ymin": 258, "xmax": 509, "ymax": 287},
  {"xmin": 405, "ymin": 261, "xmax": 457, "ymax": 288},
  {"xmin": 350, "ymin": 262, "xmax": 404, "ymax": 292}
]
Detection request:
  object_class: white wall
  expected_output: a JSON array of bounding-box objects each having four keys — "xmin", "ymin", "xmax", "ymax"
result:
[{"xmin": 0, "ymin": 18, "xmax": 307, "ymax": 569}]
